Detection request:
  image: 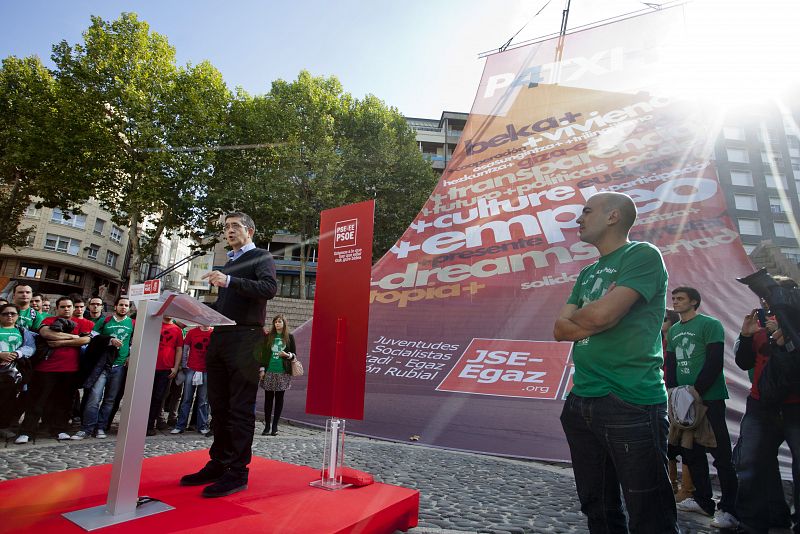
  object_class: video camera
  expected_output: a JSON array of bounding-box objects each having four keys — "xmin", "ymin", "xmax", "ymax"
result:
[{"xmin": 737, "ymin": 267, "xmax": 800, "ymax": 352}]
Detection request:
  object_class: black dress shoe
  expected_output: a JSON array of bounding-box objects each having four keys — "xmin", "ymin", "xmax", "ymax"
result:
[
  {"xmin": 261, "ymin": 427, "xmax": 269, "ymax": 436},
  {"xmin": 269, "ymin": 430, "xmax": 278, "ymax": 436},
  {"xmin": 202, "ymin": 472, "xmax": 247, "ymax": 498},
  {"xmin": 180, "ymin": 462, "xmax": 226, "ymax": 486},
  {"xmin": 146, "ymin": 428, "xmax": 157, "ymax": 436}
]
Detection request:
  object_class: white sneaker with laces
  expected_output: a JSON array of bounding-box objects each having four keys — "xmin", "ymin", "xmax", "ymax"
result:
[
  {"xmin": 71, "ymin": 431, "xmax": 88, "ymax": 440},
  {"xmin": 95, "ymin": 430, "xmax": 107, "ymax": 439},
  {"xmin": 14, "ymin": 434, "xmax": 29, "ymax": 444},
  {"xmin": 57, "ymin": 432, "xmax": 71, "ymax": 441},
  {"xmin": 170, "ymin": 428, "xmax": 183, "ymax": 434},
  {"xmin": 676, "ymin": 498, "xmax": 712, "ymax": 517},
  {"xmin": 711, "ymin": 510, "xmax": 739, "ymax": 529}
]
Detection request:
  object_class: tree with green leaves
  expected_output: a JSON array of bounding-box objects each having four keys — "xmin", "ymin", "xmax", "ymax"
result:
[
  {"xmin": 217, "ymin": 71, "xmax": 436, "ymax": 298},
  {"xmin": 50, "ymin": 13, "xmax": 232, "ymax": 282},
  {"xmin": 0, "ymin": 55, "xmax": 97, "ymax": 249}
]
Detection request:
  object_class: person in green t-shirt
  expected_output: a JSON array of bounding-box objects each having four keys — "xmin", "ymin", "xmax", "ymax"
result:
[
  {"xmin": 666, "ymin": 287, "xmax": 738, "ymax": 527},
  {"xmin": 554, "ymin": 192, "xmax": 676, "ymax": 533},
  {"xmin": 72, "ymin": 297, "xmax": 134, "ymax": 439},
  {"xmin": 0, "ymin": 303, "xmax": 36, "ymax": 437},
  {"xmin": 10, "ymin": 283, "xmax": 46, "ymax": 331}
]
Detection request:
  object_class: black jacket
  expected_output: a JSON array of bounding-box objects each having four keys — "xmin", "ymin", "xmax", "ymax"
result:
[
  {"xmin": 79, "ymin": 334, "xmax": 118, "ymax": 388},
  {"xmin": 210, "ymin": 248, "xmax": 277, "ymax": 326}
]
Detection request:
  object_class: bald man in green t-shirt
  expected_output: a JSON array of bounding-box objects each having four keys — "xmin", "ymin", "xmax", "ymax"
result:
[{"xmin": 554, "ymin": 192, "xmax": 676, "ymax": 533}]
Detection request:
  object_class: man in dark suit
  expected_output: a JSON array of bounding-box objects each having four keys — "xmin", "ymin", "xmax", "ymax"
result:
[{"xmin": 180, "ymin": 212, "xmax": 277, "ymax": 498}]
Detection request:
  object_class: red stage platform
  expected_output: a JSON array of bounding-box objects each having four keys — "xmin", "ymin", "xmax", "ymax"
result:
[{"xmin": 0, "ymin": 450, "xmax": 419, "ymax": 533}]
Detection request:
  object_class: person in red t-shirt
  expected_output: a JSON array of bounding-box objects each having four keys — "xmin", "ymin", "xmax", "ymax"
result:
[
  {"xmin": 171, "ymin": 326, "xmax": 213, "ymax": 435},
  {"xmin": 15, "ymin": 297, "xmax": 94, "ymax": 443},
  {"xmin": 146, "ymin": 316, "xmax": 183, "ymax": 436}
]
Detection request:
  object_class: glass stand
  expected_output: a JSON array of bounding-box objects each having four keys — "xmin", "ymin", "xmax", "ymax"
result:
[{"xmin": 310, "ymin": 417, "xmax": 351, "ymax": 491}]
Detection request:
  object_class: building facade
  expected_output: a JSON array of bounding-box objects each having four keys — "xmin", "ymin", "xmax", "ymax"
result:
[{"xmin": 0, "ymin": 199, "xmax": 130, "ymax": 303}]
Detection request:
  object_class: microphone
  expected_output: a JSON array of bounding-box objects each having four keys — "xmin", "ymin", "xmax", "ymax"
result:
[{"xmin": 154, "ymin": 250, "xmax": 208, "ymax": 280}]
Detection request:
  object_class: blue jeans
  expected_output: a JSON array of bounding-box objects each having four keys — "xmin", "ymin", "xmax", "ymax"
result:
[
  {"xmin": 560, "ymin": 392, "xmax": 678, "ymax": 534},
  {"xmin": 734, "ymin": 396, "xmax": 800, "ymax": 533},
  {"xmin": 81, "ymin": 365, "xmax": 126, "ymax": 433},
  {"xmin": 175, "ymin": 369, "xmax": 209, "ymax": 431}
]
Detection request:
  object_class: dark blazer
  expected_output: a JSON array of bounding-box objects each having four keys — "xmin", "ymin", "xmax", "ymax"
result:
[{"xmin": 210, "ymin": 248, "xmax": 277, "ymax": 326}]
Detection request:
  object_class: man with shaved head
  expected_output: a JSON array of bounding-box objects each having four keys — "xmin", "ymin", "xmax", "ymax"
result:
[{"xmin": 554, "ymin": 192, "xmax": 676, "ymax": 532}]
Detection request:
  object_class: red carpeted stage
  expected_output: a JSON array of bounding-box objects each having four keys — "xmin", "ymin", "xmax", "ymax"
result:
[{"xmin": 0, "ymin": 450, "xmax": 419, "ymax": 533}]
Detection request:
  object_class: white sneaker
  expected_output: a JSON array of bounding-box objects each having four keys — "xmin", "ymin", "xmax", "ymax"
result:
[
  {"xmin": 71, "ymin": 431, "xmax": 88, "ymax": 440},
  {"xmin": 95, "ymin": 430, "xmax": 107, "ymax": 439},
  {"xmin": 57, "ymin": 432, "xmax": 71, "ymax": 441},
  {"xmin": 14, "ymin": 434, "xmax": 29, "ymax": 444},
  {"xmin": 170, "ymin": 428, "xmax": 183, "ymax": 434},
  {"xmin": 711, "ymin": 510, "xmax": 739, "ymax": 529},
  {"xmin": 676, "ymin": 498, "xmax": 712, "ymax": 517},
  {"xmin": 199, "ymin": 428, "xmax": 210, "ymax": 435}
]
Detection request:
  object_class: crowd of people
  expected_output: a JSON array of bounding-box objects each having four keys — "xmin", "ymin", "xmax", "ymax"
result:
[
  {"xmin": 555, "ymin": 191, "xmax": 798, "ymax": 534},
  {"xmin": 0, "ymin": 281, "xmax": 294, "ymax": 448}
]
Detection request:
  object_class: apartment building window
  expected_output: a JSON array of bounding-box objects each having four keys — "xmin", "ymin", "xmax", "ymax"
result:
[
  {"xmin": 110, "ymin": 225, "xmax": 123, "ymax": 244},
  {"xmin": 51, "ymin": 208, "xmax": 87, "ymax": 229},
  {"xmin": 87, "ymin": 244, "xmax": 100, "ymax": 260},
  {"xmin": 792, "ymin": 157, "xmax": 800, "ymax": 172},
  {"xmin": 44, "ymin": 233, "xmax": 81, "ymax": 255},
  {"xmin": 761, "ymin": 151, "xmax": 783, "ymax": 167},
  {"xmin": 44, "ymin": 266, "xmax": 61, "ymax": 281},
  {"xmin": 727, "ymin": 148, "xmax": 749, "ymax": 163},
  {"xmin": 730, "ymin": 170, "xmax": 754, "ymax": 186},
  {"xmin": 94, "ymin": 218, "xmax": 106, "ymax": 236},
  {"xmin": 106, "ymin": 250, "xmax": 119, "ymax": 268},
  {"xmin": 18, "ymin": 263, "xmax": 43, "ymax": 279},
  {"xmin": 63, "ymin": 269, "xmax": 82, "ymax": 285},
  {"xmin": 24, "ymin": 204, "xmax": 41, "ymax": 218},
  {"xmin": 737, "ymin": 218, "xmax": 761, "ymax": 235},
  {"xmin": 769, "ymin": 197, "xmax": 791, "ymax": 214},
  {"xmin": 781, "ymin": 247, "xmax": 800, "ymax": 263},
  {"xmin": 775, "ymin": 222, "xmax": 795, "ymax": 239},
  {"xmin": 723, "ymin": 126, "xmax": 745, "ymax": 141},
  {"xmin": 24, "ymin": 233, "xmax": 35, "ymax": 246},
  {"xmin": 765, "ymin": 173, "xmax": 788, "ymax": 190},
  {"xmin": 734, "ymin": 194, "xmax": 758, "ymax": 211}
]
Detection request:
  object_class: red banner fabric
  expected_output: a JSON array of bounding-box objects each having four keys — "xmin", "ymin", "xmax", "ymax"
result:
[
  {"xmin": 306, "ymin": 200, "xmax": 375, "ymax": 420},
  {"xmin": 288, "ymin": 6, "xmax": 769, "ymax": 464}
]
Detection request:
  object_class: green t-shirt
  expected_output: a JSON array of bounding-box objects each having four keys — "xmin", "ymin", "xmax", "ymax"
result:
[
  {"xmin": 15, "ymin": 307, "xmax": 45, "ymax": 331},
  {"xmin": 566, "ymin": 241, "xmax": 668, "ymax": 405},
  {"xmin": 266, "ymin": 337, "xmax": 285, "ymax": 373},
  {"xmin": 0, "ymin": 326, "xmax": 23, "ymax": 353},
  {"xmin": 94, "ymin": 315, "xmax": 135, "ymax": 365},
  {"xmin": 666, "ymin": 314, "xmax": 728, "ymax": 400}
]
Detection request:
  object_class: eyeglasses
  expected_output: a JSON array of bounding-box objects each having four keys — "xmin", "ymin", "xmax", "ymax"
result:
[
  {"xmin": 0, "ymin": 312, "xmax": 19, "ymax": 317},
  {"xmin": 224, "ymin": 222, "xmax": 248, "ymax": 231}
]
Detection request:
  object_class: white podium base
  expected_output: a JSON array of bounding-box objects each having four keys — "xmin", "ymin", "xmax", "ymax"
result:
[{"xmin": 62, "ymin": 499, "xmax": 173, "ymax": 531}]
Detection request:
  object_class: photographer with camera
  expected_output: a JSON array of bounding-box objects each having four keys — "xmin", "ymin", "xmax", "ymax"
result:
[
  {"xmin": 734, "ymin": 274, "xmax": 800, "ymax": 534},
  {"xmin": 665, "ymin": 286, "xmax": 739, "ymax": 529}
]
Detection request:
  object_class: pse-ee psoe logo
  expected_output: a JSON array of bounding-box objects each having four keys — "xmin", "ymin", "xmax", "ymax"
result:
[
  {"xmin": 436, "ymin": 338, "xmax": 572, "ymax": 400},
  {"xmin": 334, "ymin": 219, "xmax": 358, "ymax": 249}
]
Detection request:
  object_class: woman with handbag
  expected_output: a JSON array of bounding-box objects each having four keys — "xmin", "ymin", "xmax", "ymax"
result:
[{"xmin": 257, "ymin": 314, "xmax": 297, "ymax": 436}]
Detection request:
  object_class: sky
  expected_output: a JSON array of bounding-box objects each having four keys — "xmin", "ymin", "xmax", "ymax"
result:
[{"xmin": 1, "ymin": 1, "xmax": 798, "ymax": 118}]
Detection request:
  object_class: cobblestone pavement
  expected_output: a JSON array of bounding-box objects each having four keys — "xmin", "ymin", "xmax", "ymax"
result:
[{"xmin": 0, "ymin": 421, "xmax": 783, "ymax": 533}]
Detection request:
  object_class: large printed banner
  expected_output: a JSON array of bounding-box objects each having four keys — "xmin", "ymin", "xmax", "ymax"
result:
[{"xmin": 287, "ymin": 6, "xmax": 760, "ymax": 462}]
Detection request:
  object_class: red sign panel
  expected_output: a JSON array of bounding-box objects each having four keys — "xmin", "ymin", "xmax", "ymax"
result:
[
  {"xmin": 437, "ymin": 339, "xmax": 572, "ymax": 399},
  {"xmin": 306, "ymin": 200, "xmax": 375, "ymax": 419}
]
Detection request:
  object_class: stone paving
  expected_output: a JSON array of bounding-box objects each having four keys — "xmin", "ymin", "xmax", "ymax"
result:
[{"xmin": 0, "ymin": 421, "xmax": 784, "ymax": 533}]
